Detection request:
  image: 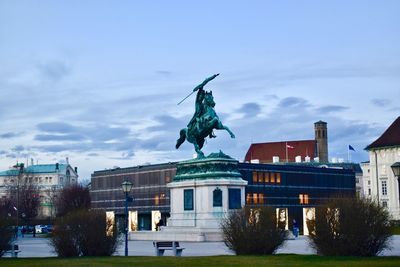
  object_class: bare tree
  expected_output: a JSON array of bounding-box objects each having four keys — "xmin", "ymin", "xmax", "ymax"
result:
[
  {"xmin": 56, "ymin": 184, "xmax": 91, "ymax": 217},
  {"xmin": 18, "ymin": 183, "xmax": 41, "ymax": 223},
  {"xmin": 5, "ymin": 164, "xmax": 41, "ymax": 230}
]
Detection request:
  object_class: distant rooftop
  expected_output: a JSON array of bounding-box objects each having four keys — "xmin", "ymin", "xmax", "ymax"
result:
[
  {"xmin": 0, "ymin": 164, "xmax": 69, "ymax": 176},
  {"xmin": 365, "ymin": 116, "xmax": 400, "ymax": 150},
  {"xmin": 244, "ymin": 140, "xmax": 317, "ymax": 163}
]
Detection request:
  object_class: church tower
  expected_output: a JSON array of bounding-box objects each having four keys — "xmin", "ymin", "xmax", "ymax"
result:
[{"xmin": 314, "ymin": 121, "xmax": 328, "ymax": 162}]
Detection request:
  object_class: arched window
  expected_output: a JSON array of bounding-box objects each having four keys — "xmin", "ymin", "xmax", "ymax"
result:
[{"xmin": 213, "ymin": 188, "xmax": 222, "ymax": 207}]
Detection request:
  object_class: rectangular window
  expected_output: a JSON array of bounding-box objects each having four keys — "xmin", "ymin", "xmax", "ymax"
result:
[
  {"xmin": 184, "ymin": 189, "xmax": 194, "ymax": 210},
  {"xmin": 253, "ymin": 193, "xmax": 258, "ymax": 204},
  {"xmin": 258, "ymin": 172, "xmax": 263, "ymax": 183},
  {"xmin": 270, "ymin": 173, "xmax": 275, "ymax": 183},
  {"xmin": 368, "ymin": 188, "xmax": 371, "ymax": 195},
  {"xmin": 264, "ymin": 172, "xmax": 270, "ymax": 183},
  {"xmin": 252, "ymin": 171, "xmax": 257, "ymax": 183},
  {"xmin": 299, "ymin": 194, "xmax": 309, "ymax": 204},
  {"xmin": 382, "ymin": 201, "xmax": 388, "ymax": 208},
  {"xmin": 304, "ymin": 194, "xmax": 309, "ymax": 204},
  {"xmin": 368, "ymin": 180, "xmax": 371, "ymax": 185},
  {"xmin": 258, "ymin": 193, "xmax": 264, "ymax": 204},
  {"xmin": 213, "ymin": 188, "xmax": 222, "ymax": 207},
  {"xmin": 154, "ymin": 195, "xmax": 160, "ymax": 205},
  {"xmin": 165, "ymin": 171, "xmax": 171, "ymax": 183},
  {"xmin": 246, "ymin": 193, "xmax": 252, "ymax": 205},
  {"xmin": 276, "ymin": 173, "xmax": 281, "ymax": 184},
  {"xmin": 382, "ymin": 181, "xmax": 387, "ymax": 196},
  {"xmin": 228, "ymin": 188, "xmax": 241, "ymax": 209}
]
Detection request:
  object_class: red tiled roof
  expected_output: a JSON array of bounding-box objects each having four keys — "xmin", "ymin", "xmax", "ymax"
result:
[
  {"xmin": 365, "ymin": 116, "xmax": 400, "ymax": 150},
  {"xmin": 244, "ymin": 140, "xmax": 317, "ymax": 163}
]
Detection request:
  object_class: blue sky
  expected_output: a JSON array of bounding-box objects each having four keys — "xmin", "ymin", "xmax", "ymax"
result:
[{"xmin": 1, "ymin": 1, "xmax": 399, "ymax": 179}]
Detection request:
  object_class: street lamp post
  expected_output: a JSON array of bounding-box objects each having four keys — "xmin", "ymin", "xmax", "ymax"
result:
[
  {"xmin": 13, "ymin": 163, "xmax": 24, "ymax": 240},
  {"xmin": 121, "ymin": 180, "xmax": 133, "ymax": 257},
  {"xmin": 391, "ymin": 162, "xmax": 400, "ymax": 215}
]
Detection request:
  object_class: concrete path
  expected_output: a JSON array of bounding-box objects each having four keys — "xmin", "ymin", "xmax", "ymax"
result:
[{"xmin": 6, "ymin": 235, "xmax": 400, "ymax": 258}]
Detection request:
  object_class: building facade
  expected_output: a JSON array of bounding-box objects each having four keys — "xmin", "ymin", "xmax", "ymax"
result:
[
  {"xmin": 91, "ymin": 163, "xmax": 175, "ymax": 231},
  {"xmin": 90, "ymin": 161, "xmax": 355, "ymax": 235},
  {"xmin": 364, "ymin": 117, "xmax": 400, "ymax": 220},
  {"xmin": 0, "ymin": 162, "xmax": 79, "ymax": 218}
]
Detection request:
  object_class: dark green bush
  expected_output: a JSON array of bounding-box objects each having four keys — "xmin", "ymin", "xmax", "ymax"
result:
[
  {"xmin": 221, "ymin": 206, "xmax": 286, "ymax": 255},
  {"xmin": 50, "ymin": 209, "xmax": 119, "ymax": 257},
  {"xmin": 308, "ymin": 197, "xmax": 393, "ymax": 256},
  {"xmin": 0, "ymin": 217, "xmax": 14, "ymax": 257}
]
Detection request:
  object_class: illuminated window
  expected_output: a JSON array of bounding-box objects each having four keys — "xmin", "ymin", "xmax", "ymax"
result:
[
  {"xmin": 154, "ymin": 195, "xmax": 160, "ymax": 205},
  {"xmin": 276, "ymin": 173, "xmax": 281, "ymax": 183},
  {"xmin": 270, "ymin": 173, "xmax": 275, "ymax": 183},
  {"xmin": 252, "ymin": 172, "xmax": 257, "ymax": 183},
  {"xmin": 258, "ymin": 193, "xmax": 264, "ymax": 204},
  {"xmin": 299, "ymin": 194, "xmax": 309, "ymax": 204},
  {"xmin": 249, "ymin": 193, "xmax": 265, "ymax": 205},
  {"xmin": 253, "ymin": 193, "xmax": 259, "ymax": 204},
  {"xmin": 246, "ymin": 193, "xmax": 252, "ymax": 204},
  {"xmin": 264, "ymin": 172, "xmax": 270, "ymax": 183},
  {"xmin": 258, "ymin": 172, "xmax": 263, "ymax": 183}
]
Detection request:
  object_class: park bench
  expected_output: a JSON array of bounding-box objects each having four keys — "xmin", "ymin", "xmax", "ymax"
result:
[
  {"xmin": 153, "ymin": 241, "xmax": 185, "ymax": 256},
  {"xmin": 4, "ymin": 244, "xmax": 21, "ymax": 258}
]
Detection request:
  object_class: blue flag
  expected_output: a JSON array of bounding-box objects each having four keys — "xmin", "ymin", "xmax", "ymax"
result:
[{"xmin": 349, "ymin": 145, "xmax": 355, "ymax": 151}]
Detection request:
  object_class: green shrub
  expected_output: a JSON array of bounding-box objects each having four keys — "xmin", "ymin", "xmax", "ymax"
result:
[
  {"xmin": 50, "ymin": 209, "xmax": 119, "ymax": 257},
  {"xmin": 0, "ymin": 217, "xmax": 14, "ymax": 257},
  {"xmin": 221, "ymin": 206, "xmax": 286, "ymax": 255},
  {"xmin": 307, "ymin": 197, "xmax": 393, "ymax": 256}
]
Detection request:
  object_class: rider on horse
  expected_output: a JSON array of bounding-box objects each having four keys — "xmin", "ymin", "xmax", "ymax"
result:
[
  {"xmin": 176, "ymin": 74, "xmax": 235, "ymax": 158},
  {"xmin": 187, "ymin": 74, "xmax": 218, "ymax": 138}
]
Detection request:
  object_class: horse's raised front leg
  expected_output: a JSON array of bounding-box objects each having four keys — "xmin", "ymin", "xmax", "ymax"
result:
[{"xmin": 214, "ymin": 119, "xmax": 235, "ymax": 138}]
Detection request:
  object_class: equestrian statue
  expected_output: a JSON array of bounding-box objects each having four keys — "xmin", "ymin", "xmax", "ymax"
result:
[{"xmin": 175, "ymin": 74, "xmax": 235, "ymax": 158}]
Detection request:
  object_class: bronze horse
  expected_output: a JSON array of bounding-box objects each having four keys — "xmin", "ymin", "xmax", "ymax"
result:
[{"xmin": 176, "ymin": 74, "xmax": 235, "ymax": 158}]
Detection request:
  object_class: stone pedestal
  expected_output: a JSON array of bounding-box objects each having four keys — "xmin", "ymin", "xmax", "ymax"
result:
[{"xmin": 164, "ymin": 152, "xmax": 247, "ymax": 241}]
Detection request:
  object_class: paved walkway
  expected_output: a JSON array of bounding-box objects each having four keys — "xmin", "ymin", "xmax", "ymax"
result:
[{"xmin": 6, "ymin": 235, "xmax": 400, "ymax": 257}]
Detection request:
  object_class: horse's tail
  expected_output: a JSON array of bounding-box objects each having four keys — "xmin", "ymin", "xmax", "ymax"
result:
[{"xmin": 176, "ymin": 128, "xmax": 187, "ymax": 149}]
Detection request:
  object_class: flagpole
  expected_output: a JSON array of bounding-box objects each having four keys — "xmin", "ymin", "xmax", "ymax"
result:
[{"xmin": 285, "ymin": 142, "xmax": 288, "ymax": 163}]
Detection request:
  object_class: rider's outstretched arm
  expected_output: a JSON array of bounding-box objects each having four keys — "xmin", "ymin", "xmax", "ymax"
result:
[{"xmin": 193, "ymin": 73, "xmax": 219, "ymax": 92}]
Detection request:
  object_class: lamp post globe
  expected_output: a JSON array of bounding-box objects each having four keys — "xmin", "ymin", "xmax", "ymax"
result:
[
  {"xmin": 391, "ymin": 162, "xmax": 400, "ymax": 177},
  {"xmin": 121, "ymin": 180, "xmax": 133, "ymax": 256},
  {"xmin": 121, "ymin": 180, "xmax": 133, "ymax": 193}
]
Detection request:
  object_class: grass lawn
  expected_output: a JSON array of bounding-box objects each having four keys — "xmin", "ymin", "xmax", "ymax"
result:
[{"xmin": 1, "ymin": 255, "xmax": 400, "ymax": 267}]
